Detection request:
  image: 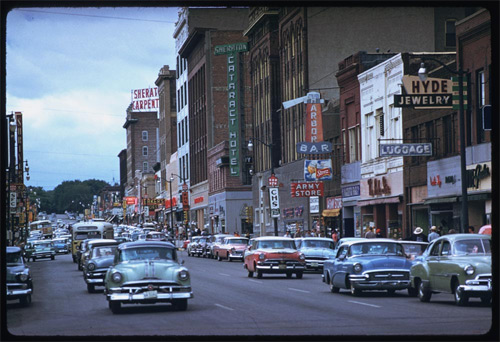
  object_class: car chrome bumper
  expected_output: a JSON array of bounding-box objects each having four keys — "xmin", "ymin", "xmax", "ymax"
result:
[
  {"xmin": 229, "ymin": 253, "xmax": 244, "ymax": 259},
  {"xmin": 256, "ymin": 265, "xmax": 306, "ymax": 272},
  {"xmin": 108, "ymin": 290, "xmax": 193, "ymax": 302},
  {"xmin": 458, "ymin": 276, "xmax": 492, "ymax": 295},
  {"xmin": 350, "ymin": 274, "xmax": 410, "ymax": 289},
  {"xmin": 7, "ymin": 288, "xmax": 32, "ymax": 297},
  {"xmin": 33, "ymin": 254, "xmax": 54, "ymax": 258}
]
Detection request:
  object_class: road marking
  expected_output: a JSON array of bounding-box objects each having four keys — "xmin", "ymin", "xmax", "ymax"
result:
[
  {"xmin": 348, "ymin": 300, "xmax": 381, "ymax": 308},
  {"xmin": 215, "ymin": 303, "xmax": 234, "ymax": 311},
  {"xmin": 248, "ymin": 279, "xmax": 263, "ymax": 284},
  {"xmin": 219, "ymin": 273, "xmax": 230, "ymax": 277},
  {"xmin": 288, "ymin": 287, "xmax": 310, "ymax": 293}
]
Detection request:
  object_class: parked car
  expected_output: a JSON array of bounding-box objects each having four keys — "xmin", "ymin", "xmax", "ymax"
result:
[
  {"xmin": 296, "ymin": 237, "xmax": 336, "ymax": 272},
  {"xmin": 207, "ymin": 234, "xmax": 232, "ymax": 259},
  {"xmin": 196, "ymin": 235, "xmax": 212, "ymax": 258},
  {"xmin": 323, "ymin": 239, "xmax": 413, "ymax": 296},
  {"xmin": 410, "ymin": 234, "xmax": 491, "ymax": 305},
  {"xmin": 7, "ymin": 246, "xmax": 33, "ymax": 306},
  {"xmin": 186, "ymin": 236, "xmax": 203, "ymax": 257},
  {"xmin": 52, "ymin": 237, "xmax": 70, "ymax": 254},
  {"xmin": 104, "ymin": 241, "xmax": 193, "ymax": 313},
  {"xmin": 214, "ymin": 237, "xmax": 249, "ymax": 261},
  {"xmin": 84, "ymin": 242, "xmax": 120, "ymax": 293},
  {"xmin": 29, "ymin": 240, "xmax": 56, "ymax": 262},
  {"xmin": 244, "ymin": 237, "xmax": 306, "ymax": 279},
  {"xmin": 77, "ymin": 238, "xmax": 98, "ymax": 270},
  {"xmin": 146, "ymin": 232, "xmax": 167, "ymax": 241}
]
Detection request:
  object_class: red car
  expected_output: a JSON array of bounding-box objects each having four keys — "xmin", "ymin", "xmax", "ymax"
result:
[
  {"xmin": 244, "ymin": 237, "xmax": 306, "ymax": 279},
  {"xmin": 214, "ymin": 237, "xmax": 249, "ymax": 261}
]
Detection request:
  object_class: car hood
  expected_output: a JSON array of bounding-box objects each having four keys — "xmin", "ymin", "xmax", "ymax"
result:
[
  {"xmin": 90, "ymin": 256, "xmax": 115, "ymax": 268},
  {"xmin": 227, "ymin": 244, "xmax": 247, "ymax": 250},
  {"xmin": 351, "ymin": 255, "xmax": 412, "ymax": 270},
  {"xmin": 114, "ymin": 260, "xmax": 182, "ymax": 280},
  {"xmin": 34, "ymin": 247, "xmax": 53, "ymax": 253},
  {"xmin": 257, "ymin": 248, "xmax": 299, "ymax": 257},
  {"xmin": 300, "ymin": 247, "xmax": 336, "ymax": 258},
  {"xmin": 7, "ymin": 265, "xmax": 27, "ymax": 282},
  {"xmin": 450, "ymin": 255, "xmax": 491, "ymax": 272}
]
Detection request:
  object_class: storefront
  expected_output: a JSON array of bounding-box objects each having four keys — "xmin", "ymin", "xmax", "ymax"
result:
[
  {"xmin": 189, "ymin": 181, "xmax": 209, "ymax": 234},
  {"xmin": 323, "ymin": 196, "xmax": 342, "ymax": 237}
]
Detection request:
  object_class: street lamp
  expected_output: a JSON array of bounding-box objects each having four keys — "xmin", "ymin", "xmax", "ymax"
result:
[
  {"xmin": 247, "ymin": 137, "xmax": 279, "ymax": 237},
  {"xmin": 418, "ymin": 58, "xmax": 468, "ymax": 233}
]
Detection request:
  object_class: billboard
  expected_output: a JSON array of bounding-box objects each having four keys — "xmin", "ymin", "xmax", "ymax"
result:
[
  {"xmin": 304, "ymin": 159, "xmax": 332, "ymax": 181},
  {"xmin": 131, "ymin": 87, "xmax": 159, "ymax": 111}
]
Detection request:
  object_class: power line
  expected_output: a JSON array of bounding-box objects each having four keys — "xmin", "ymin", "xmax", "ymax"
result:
[{"xmin": 14, "ymin": 9, "xmax": 178, "ymax": 24}]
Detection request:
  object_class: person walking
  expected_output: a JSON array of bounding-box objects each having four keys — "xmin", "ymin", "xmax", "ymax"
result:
[
  {"xmin": 332, "ymin": 229, "xmax": 339, "ymax": 243},
  {"xmin": 411, "ymin": 227, "xmax": 428, "ymax": 242},
  {"xmin": 375, "ymin": 228, "xmax": 383, "ymax": 238},
  {"xmin": 428, "ymin": 226, "xmax": 440, "ymax": 242},
  {"xmin": 364, "ymin": 227, "xmax": 376, "ymax": 238}
]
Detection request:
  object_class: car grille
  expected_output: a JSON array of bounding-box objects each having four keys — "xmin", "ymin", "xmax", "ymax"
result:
[
  {"xmin": 7, "ymin": 283, "xmax": 29, "ymax": 291},
  {"xmin": 116, "ymin": 281, "xmax": 187, "ymax": 294},
  {"xmin": 305, "ymin": 256, "xmax": 328, "ymax": 261},
  {"xmin": 262, "ymin": 259, "xmax": 303, "ymax": 266},
  {"xmin": 367, "ymin": 270, "xmax": 409, "ymax": 281},
  {"xmin": 470, "ymin": 273, "xmax": 492, "ymax": 286}
]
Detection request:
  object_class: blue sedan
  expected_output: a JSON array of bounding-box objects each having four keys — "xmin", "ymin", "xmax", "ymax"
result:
[{"xmin": 323, "ymin": 239, "xmax": 413, "ymax": 296}]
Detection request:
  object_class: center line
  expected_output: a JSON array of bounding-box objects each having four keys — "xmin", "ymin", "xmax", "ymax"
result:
[
  {"xmin": 248, "ymin": 279, "xmax": 263, "ymax": 284},
  {"xmin": 215, "ymin": 303, "xmax": 234, "ymax": 311},
  {"xmin": 219, "ymin": 273, "xmax": 230, "ymax": 277},
  {"xmin": 288, "ymin": 288, "xmax": 310, "ymax": 293},
  {"xmin": 348, "ymin": 300, "xmax": 381, "ymax": 308}
]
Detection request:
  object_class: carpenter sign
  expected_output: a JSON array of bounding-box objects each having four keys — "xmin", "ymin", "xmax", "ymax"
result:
[
  {"xmin": 379, "ymin": 143, "xmax": 432, "ymax": 157},
  {"xmin": 131, "ymin": 87, "xmax": 159, "ymax": 111}
]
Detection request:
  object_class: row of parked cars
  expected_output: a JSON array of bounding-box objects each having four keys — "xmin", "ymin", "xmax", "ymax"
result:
[{"xmin": 186, "ymin": 233, "xmax": 492, "ymax": 306}]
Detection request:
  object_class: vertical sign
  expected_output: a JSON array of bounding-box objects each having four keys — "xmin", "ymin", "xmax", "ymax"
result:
[
  {"xmin": 15, "ymin": 112, "xmax": 23, "ymax": 181},
  {"xmin": 269, "ymin": 188, "xmax": 280, "ymax": 218},
  {"xmin": 310, "ymin": 196, "xmax": 320, "ymax": 214},
  {"xmin": 215, "ymin": 42, "xmax": 248, "ymax": 177},
  {"xmin": 305, "ymin": 103, "xmax": 324, "ymax": 142}
]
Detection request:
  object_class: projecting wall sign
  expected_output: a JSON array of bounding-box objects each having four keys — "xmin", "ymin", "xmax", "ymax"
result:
[{"xmin": 379, "ymin": 143, "xmax": 432, "ymax": 157}]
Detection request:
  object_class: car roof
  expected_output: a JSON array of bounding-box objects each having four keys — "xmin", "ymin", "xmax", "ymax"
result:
[
  {"xmin": 254, "ymin": 236, "xmax": 294, "ymax": 241},
  {"xmin": 398, "ymin": 241, "xmax": 429, "ymax": 245},
  {"xmin": 88, "ymin": 239, "xmax": 119, "ymax": 247},
  {"xmin": 118, "ymin": 240, "xmax": 176, "ymax": 250},
  {"xmin": 7, "ymin": 246, "xmax": 22, "ymax": 253},
  {"xmin": 226, "ymin": 236, "xmax": 248, "ymax": 240},
  {"xmin": 345, "ymin": 238, "xmax": 400, "ymax": 246},
  {"xmin": 433, "ymin": 233, "xmax": 491, "ymax": 242},
  {"xmin": 300, "ymin": 237, "xmax": 334, "ymax": 241}
]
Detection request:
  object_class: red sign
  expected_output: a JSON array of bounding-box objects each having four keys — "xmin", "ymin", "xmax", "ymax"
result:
[
  {"xmin": 165, "ymin": 197, "xmax": 177, "ymax": 209},
  {"xmin": 268, "ymin": 175, "xmax": 278, "ymax": 187},
  {"xmin": 125, "ymin": 196, "xmax": 136, "ymax": 205},
  {"xmin": 182, "ymin": 183, "xmax": 188, "ymax": 191},
  {"xmin": 194, "ymin": 196, "xmax": 204, "ymax": 204},
  {"xmin": 182, "ymin": 192, "xmax": 189, "ymax": 206},
  {"xmin": 291, "ymin": 182, "xmax": 324, "ymax": 197},
  {"xmin": 305, "ymin": 103, "xmax": 324, "ymax": 142}
]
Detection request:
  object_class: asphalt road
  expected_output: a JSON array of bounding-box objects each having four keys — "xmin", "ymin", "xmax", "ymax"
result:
[{"xmin": 5, "ymin": 247, "xmax": 494, "ymax": 339}]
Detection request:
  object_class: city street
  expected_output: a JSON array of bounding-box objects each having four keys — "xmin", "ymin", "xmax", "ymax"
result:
[{"xmin": 6, "ymin": 247, "xmax": 493, "ymax": 337}]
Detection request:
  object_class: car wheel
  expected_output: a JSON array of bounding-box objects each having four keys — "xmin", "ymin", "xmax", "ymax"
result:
[
  {"xmin": 329, "ymin": 278, "xmax": 340, "ymax": 293},
  {"xmin": 407, "ymin": 286, "xmax": 418, "ymax": 297},
  {"xmin": 454, "ymin": 282, "xmax": 469, "ymax": 306},
  {"xmin": 20, "ymin": 294, "xmax": 32, "ymax": 307},
  {"xmin": 87, "ymin": 284, "xmax": 95, "ymax": 293},
  {"xmin": 296, "ymin": 272, "xmax": 303, "ymax": 279},
  {"xmin": 418, "ymin": 280, "xmax": 432, "ymax": 302},
  {"xmin": 51, "ymin": 255, "xmax": 55, "ymax": 260},
  {"xmin": 247, "ymin": 270, "xmax": 254, "ymax": 278},
  {"xmin": 109, "ymin": 301, "xmax": 121, "ymax": 314},
  {"xmin": 172, "ymin": 299, "xmax": 188, "ymax": 311},
  {"xmin": 350, "ymin": 283, "xmax": 362, "ymax": 296},
  {"xmin": 387, "ymin": 289, "xmax": 396, "ymax": 295},
  {"xmin": 480, "ymin": 295, "xmax": 491, "ymax": 305},
  {"xmin": 257, "ymin": 269, "xmax": 263, "ymax": 279},
  {"xmin": 32, "ymin": 257, "xmax": 36, "ymax": 262},
  {"xmin": 217, "ymin": 254, "xmax": 222, "ymax": 261},
  {"xmin": 286, "ymin": 272, "xmax": 292, "ymax": 278}
]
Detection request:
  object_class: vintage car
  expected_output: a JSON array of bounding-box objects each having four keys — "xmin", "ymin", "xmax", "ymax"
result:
[
  {"xmin": 52, "ymin": 237, "xmax": 70, "ymax": 254},
  {"xmin": 82, "ymin": 239, "xmax": 118, "ymax": 272},
  {"xmin": 214, "ymin": 237, "xmax": 249, "ymax": 261},
  {"xmin": 104, "ymin": 241, "xmax": 193, "ymax": 313},
  {"xmin": 194, "ymin": 235, "xmax": 212, "ymax": 258},
  {"xmin": 296, "ymin": 237, "xmax": 336, "ymax": 271},
  {"xmin": 84, "ymin": 242, "xmax": 120, "ymax": 293},
  {"xmin": 28, "ymin": 240, "xmax": 56, "ymax": 262},
  {"xmin": 146, "ymin": 232, "xmax": 167, "ymax": 241},
  {"xmin": 7, "ymin": 246, "xmax": 33, "ymax": 306},
  {"xmin": 410, "ymin": 234, "xmax": 491, "ymax": 305},
  {"xmin": 208, "ymin": 234, "xmax": 232, "ymax": 259},
  {"xmin": 190, "ymin": 236, "xmax": 211, "ymax": 257},
  {"xmin": 398, "ymin": 241, "xmax": 428, "ymax": 261},
  {"xmin": 244, "ymin": 237, "xmax": 306, "ymax": 279},
  {"xmin": 332, "ymin": 237, "xmax": 365, "ymax": 256},
  {"xmin": 77, "ymin": 238, "xmax": 99, "ymax": 270},
  {"xmin": 323, "ymin": 239, "xmax": 413, "ymax": 296},
  {"xmin": 186, "ymin": 236, "xmax": 204, "ymax": 257}
]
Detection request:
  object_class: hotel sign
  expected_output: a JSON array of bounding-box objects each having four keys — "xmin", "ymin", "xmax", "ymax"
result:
[
  {"xmin": 215, "ymin": 42, "xmax": 248, "ymax": 176},
  {"xmin": 379, "ymin": 143, "xmax": 432, "ymax": 157},
  {"xmin": 131, "ymin": 87, "xmax": 159, "ymax": 111}
]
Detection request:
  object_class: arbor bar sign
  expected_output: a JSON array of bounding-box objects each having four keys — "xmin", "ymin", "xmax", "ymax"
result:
[{"xmin": 215, "ymin": 42, "xmax": 248, "ymax": 177}]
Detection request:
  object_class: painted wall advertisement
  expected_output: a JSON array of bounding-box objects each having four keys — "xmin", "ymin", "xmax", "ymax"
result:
[
  {"xmin": 131, "ymin": 87, "xmax": 159, "ymax": 111},
  {"xmin": 304, "ymin": 159, "xmax": 332, "ymax": 181}
]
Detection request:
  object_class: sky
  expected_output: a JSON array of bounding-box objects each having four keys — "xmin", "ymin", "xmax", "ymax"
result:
[{"xmin": 6, "ymin": 6, "xmax": 180, "ymax": 190}]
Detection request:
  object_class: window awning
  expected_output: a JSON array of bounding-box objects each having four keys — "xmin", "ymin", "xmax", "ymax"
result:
[
  {"xmin": 322, "ymin": 209, "xmax": 341, "ymax": 217},
  {"xmin": 357, "ymin": 196, "xmax": 401, "ymax": 207},
  {"xmin": 423, "ymin": 196, "xmax": 458, "ymax": 205}
]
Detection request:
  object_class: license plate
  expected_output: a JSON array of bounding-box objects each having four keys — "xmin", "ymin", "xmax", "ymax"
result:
[
  {"xmin": 311, "ymin": 263, "xmax": 318, "ymax": 267},
  {"xmin": 279, "ymin": 264, "xmax": 286, "ymax": 269},
  {"xmin": 143, "ymin": 290, "xmax": 157, "ymax": 299}
]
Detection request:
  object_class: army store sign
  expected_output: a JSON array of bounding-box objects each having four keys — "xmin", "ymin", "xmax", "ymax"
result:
[
  {"xmin": 380, "ymin": 143, "xmax": 432, "ymax": 157},
  {"xmin": 394, "ymin": 75, "xmax": 452, "ymax": 108}
]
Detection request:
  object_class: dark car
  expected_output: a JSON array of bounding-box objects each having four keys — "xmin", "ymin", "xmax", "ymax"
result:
[
  {"xmin": 7, "ymin": 246, "xmax": 33, "ymax": 306},
  {"xmin": 84, "ymin": 243, "xmax": 119, "ymax": 293}
]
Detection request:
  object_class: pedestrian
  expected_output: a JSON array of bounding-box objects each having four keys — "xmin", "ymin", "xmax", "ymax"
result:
[
  {"xmin": 332, "ymin": 229, "xmax": 339, "ymax": 243},
  {"xmin": 411, "ymin": 227, "xmax": 428, "ymax": 242},
  {"xmin": 375, "ymin": 228, "xmax": 383, "ymax": 238},
  {"xmin": 447, "ymin": 229, "xmax": 457, "ymax": 235},
  {"xmin": 428, "ymin": 226, "xmax": 440, "ymax": 242},
  {"xmin": 245, "ymin": 232, "xmax": 250, "ymax": 239},
  {"xmin": 284, "ymin": 231, "xmax": 291, "ymax": 238},
  {"xmin": 468, "ymin": 226, "xmax": 475, "ymax": 234},
  {"xmin": 364, "ymin": 227, "xmax": 376, "ymax": 239}
]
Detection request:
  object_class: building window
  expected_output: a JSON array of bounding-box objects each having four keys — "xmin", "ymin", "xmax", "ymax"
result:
[
  {"xmin": 477, "ymin": 69, "xmax": 486, "ymax": 143},
  {"xmin": 142, "ymin": 146, "xmax": 148, "ymax": 156},
  {"xmin": 445, "ymin": 19, "xmax": 457, "ymax": 47},
  {"xmin": 364, "ymin": 112, "xmax": 374, "ymax": 161},
  {"xmin": 143, "ymin": 162, "xmax": 148, "ymax": 172},
  {"xmin": 376, "ymin": 108, "xmax": 384, "ymax": 138},
  {"xmin": 142, "ymin": 131, "xmax": 148, "ymax": 141},
  {"xmin": 348, "ymin": 127, "xmax": 358, "ymax": 162}
]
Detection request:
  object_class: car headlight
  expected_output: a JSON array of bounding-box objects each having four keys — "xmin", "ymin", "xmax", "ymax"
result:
[
  {"xmin": 178, "ymin": 270, "xmax": 190, "ymax": 281},
  {"xmin": 464, "ymin": 264, "xmax": 475, "ymax": 276},
  {"xmin": 353, "ymin": 263, "xmax": 363, "ymax": 273},
  {"xmin": 17, "ymin": 273, "xmax": 28, "ymax": 282},
  {"xmin": 299, "ymin": 253, "xmax": 306, "ymax": 261},
  {"xmin": 111, "ymin": 272, "xmax": 123, "ymax": 283},
  {"xmin": 87, "ymin": 263, "xmax": 96, "ymax": 271},
  {"xmin": 259, "ymin": 253, "xmax": 265, "ymax": 260}
]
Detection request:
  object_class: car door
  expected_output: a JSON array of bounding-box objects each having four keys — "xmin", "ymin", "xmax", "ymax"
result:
[
  {"xmin": 332, "ymin": 246, "xmax": 348, "ymax": 288},
  {"xmin": 433, "ymin": 240, "xmax": 452, "ymax": 292},
  {"xmin": 427, "ymin": 241, "xmax": 442, "ymax": 288}
]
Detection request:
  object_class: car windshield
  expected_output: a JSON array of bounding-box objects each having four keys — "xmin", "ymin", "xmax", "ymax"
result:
[
  {"xmin": 92, "ymin": 246, "xmax": 117, "ymax": 258},
  {"xmin": 402, "ymin": 243, "xmax": 427, "ymax": 257},
  {"xmin": 227, "ymin": 239, "xmax": 248, "ymax": 245},
  {"xmin": 302, "ymin": 240, "xmax": 335, "ymax": 249},
  {"xmin": 120, "ymin": 247, "xmax": 175, "ymax": 261},
  {"xmin": 349, "ymin": 242, "xmax": 404, "ymax": 257},
  {"xmin": 7, "ymin": 252, "xmax": 23, "ymax": 266},
  {"xmin": 453, "ymin": 239, "xmax": 491, "ymax": 255},
  {"xmin": 75, "ymin": 232, "xmax": 101, "ymax": 240},
  {"xmin": 257, "ymin": 240, "xmax": 295, "ymax": 249},
  {"xmin": 35, "ymin": 242, "xmax": 52, "ymax": 249}
]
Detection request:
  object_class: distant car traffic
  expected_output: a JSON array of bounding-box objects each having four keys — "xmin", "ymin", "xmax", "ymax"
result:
[
  {"xmin": 52, "ymin": 237, "xmax": 70, "ymax": 254},
  {"xmin": 244, "ymin": 237, "xmax": 306, "ymax": 279},
  {"xmin": 295, "ymin": 237, "xmax": 336, "ymax": 272},
  {"xmin": 410, "ymin": 234, "xmax": 491, "ymax": 305},
  {"xmin": 28, "ymin": 240, "xmax": 56, "ymax": 262},
  {"xmin": 104, "ymin": 241, "xmax": 193, "ymax": 313},
  {"xmin": 7, "ymin": 246, "xmax": 33, "ymax": 306},
  {"xmin": 214, "ymin": 237, "xmax": 249, "ymax": 261}
]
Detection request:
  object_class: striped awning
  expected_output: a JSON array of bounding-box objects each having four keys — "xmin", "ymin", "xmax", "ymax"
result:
[{"xmin": 322, "ymin": 209, "xmax": 341, "ymax": 217}]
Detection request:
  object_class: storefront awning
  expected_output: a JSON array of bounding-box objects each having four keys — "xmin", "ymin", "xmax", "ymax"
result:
[
  {"xmin": 423, "ymin": 196, "xmax": 457, "ymax": 205},
  {"xmin": 357, "ymin": 196, "xmax": 401, "ymax": 207},
  {"xmin": 322, "ymin": 209, "xmax": 341, "ymax": 217}
]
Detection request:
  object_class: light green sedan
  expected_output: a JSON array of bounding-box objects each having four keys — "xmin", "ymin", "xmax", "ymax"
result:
[
  {"xmin": 104, "ymin": 241, "xmax": 192, "ymax": 313},
  {"xmin": 410, "ymin": 234, "xmax": 491, "ymax": 305}
]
